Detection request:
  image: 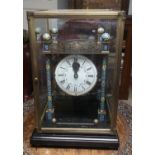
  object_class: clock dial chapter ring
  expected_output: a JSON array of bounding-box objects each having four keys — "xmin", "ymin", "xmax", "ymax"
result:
[{"xmin": 55, "ymin": 55, "xmax": 98, "ymax": 96}]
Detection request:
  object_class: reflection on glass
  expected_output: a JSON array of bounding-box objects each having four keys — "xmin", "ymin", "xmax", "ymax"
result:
[{"xmin": 34, "ymin": 18, "xmax": 117, "ymax": 129}]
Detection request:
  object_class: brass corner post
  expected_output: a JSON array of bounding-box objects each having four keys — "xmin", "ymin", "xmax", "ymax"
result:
[
  {"xmin": 27, "ymin": 13, "xmax": 41, "ymax": 131},
  {"xmin": 111, "ymin": 12, "xmax": 125, "ymax": 129}
]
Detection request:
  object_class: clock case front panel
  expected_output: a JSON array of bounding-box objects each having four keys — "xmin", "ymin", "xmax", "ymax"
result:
[
  {"xmin": 41, "ymin": 54, "xmax": 110, "ymax": 129},
  {"xmin": 27, "ymin": 10, "xmax": 125, "ymax": 149}
]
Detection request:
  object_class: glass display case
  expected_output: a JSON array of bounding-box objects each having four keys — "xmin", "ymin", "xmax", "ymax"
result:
[{"xmin": 27, "ymin": 10, "xmax": 125, "ymax": 149}]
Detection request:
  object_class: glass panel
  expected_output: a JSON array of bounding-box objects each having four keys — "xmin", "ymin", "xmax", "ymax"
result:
[{"xmin": 34, "ymin": 17, "xmax": 117, "ymax": 130}]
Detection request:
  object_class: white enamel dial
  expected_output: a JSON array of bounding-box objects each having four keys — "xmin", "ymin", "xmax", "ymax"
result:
[{"xmin": 55, "ymin": 55, "xmax": 97, "ymax": 96}]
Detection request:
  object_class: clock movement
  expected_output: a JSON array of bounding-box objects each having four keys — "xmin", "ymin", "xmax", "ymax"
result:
[{"xmin": 27, "ymin": 10, "xmax": 125, "ymax": 149}]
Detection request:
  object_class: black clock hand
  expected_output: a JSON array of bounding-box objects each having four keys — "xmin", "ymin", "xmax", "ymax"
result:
[{"xmin": 72, "ymin": 58, "xmax": 80, "ymax": 79}]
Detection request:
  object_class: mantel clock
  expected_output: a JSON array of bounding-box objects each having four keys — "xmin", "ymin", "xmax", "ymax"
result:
[{"xmin": 27, "ymin": 9, "xmax": 125, "ymax": 149}]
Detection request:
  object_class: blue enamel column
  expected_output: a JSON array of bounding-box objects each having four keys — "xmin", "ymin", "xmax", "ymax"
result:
[
  {"xmin": 97, "ymin": 28, "xmax": 110, "ymax": 122},
  {"xmin": 99, "ymin": 56, "xmax": 107, "ymax": 122},
  {"xmin": 46, "ymin": 58, "xmax": 52, "ymax": 120}
]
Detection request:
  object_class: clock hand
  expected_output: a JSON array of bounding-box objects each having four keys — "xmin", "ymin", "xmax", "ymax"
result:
[{"xmin": 72, "ymin": 58, "xmax": 80, "ymax": 79}]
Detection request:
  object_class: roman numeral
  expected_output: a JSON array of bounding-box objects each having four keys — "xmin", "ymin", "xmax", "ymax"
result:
[
  {"xmin": 74, "ymin": 86, "xmax": 77, "ymax": 92},
  {"xmin": 87, "ymin": 67, "xmax": 92, "ymax": 71},
  {"xmin": 86, "ymin": 81, "xmax": 91, "ymax": 85},
  {"xmin": 88, "ymin": 75, "xmax": 94, "ymax": 77},
  {"xmin": 74, "ymin": 57, "xmax": 78, "ymax": 62},
  {"xmin": 60, "ymin": 80, "xmax": 65, "ymax": 84},
  {"xmin": 66, "ymin": 60, "xmax": 71, "ymax": 66},
  {"xmin": 82, "ymin": 86, "xmax": 85, "ymax": 90},
  {"xmin": 66, "ymin": 84, "xmax": 70, "ymax": 90},
  {"xmin": 82, "ymin": 59, "xmax": 86, "ymax": 65},
  {"xmin": 58, "ymin": 74, "xmax": 64, "ymax": 76},
  {"xmin": 60, "ymin": 67, "xmax": 65, "ymax": 70}
]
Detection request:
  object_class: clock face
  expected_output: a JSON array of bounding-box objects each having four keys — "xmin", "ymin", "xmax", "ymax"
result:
[{"xmin": 55, "ymin": 55, "xmax": 97, "ymax": 96}]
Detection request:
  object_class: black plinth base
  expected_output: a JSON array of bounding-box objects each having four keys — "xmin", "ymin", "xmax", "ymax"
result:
[{"xmin": 30, "ymin": 129, "xmax": 119, "ymax": 149}]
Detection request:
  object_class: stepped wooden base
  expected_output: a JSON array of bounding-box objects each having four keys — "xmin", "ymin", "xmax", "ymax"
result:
[{"xmin": 30, "ymin": 129, "xmax": 119, "ymax": 149}]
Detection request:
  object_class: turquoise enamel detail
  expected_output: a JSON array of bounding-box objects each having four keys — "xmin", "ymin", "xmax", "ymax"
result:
[
  {"xmin": 46, "ymin": 59, "xmax": 52, "ymax": 120},
  {"xmin": 99, "ymin": 57, "xmax": 107, "ymax": 121}
]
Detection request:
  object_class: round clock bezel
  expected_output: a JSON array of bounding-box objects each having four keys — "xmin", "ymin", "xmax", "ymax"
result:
[{"xmin": 54, "ymin": 55, "xmax": 98, "ymax": 96}]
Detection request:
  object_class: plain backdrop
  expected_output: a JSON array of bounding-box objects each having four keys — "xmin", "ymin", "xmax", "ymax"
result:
[{"xmin": 0, "ymin": 0, "xmax": 155, "ymax": 154}]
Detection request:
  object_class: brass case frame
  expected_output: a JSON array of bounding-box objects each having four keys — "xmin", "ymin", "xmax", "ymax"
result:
[{"xmin": 27, "ymin": 9, "xmax": 125, "ymax": 134}]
